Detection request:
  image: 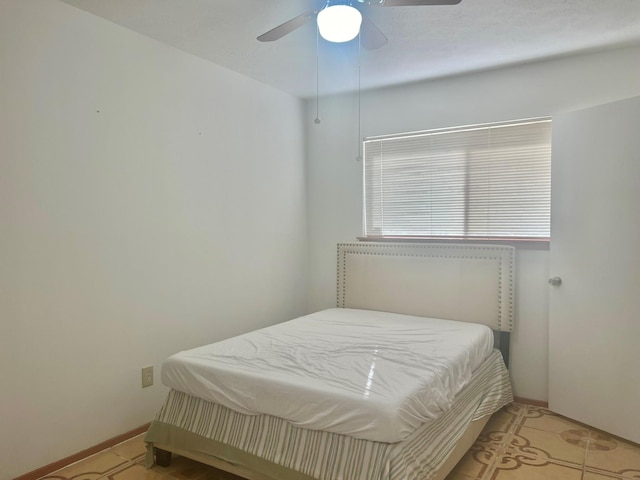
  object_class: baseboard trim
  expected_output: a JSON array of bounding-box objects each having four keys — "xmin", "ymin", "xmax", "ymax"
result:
[
  {"xmin": 514, "ymin": 396, "xmax": 549, "ymax": 408},
  {"xmin": 13, "ymin": 423, "xmax": 150, "ymax": 480}
]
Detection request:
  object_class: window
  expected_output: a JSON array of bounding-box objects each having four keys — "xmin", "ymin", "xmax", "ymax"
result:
[{"xmin": 363, "ymin": 118, "xmax": 551, "ymax": 242}]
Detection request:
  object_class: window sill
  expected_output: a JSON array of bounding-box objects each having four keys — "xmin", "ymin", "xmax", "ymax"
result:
[{"xmin": 357, "ymin": 236, "xmax": 550, "ymax": 251}]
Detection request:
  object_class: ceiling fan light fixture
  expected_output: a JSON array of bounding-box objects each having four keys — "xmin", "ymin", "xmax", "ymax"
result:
[{"xmin": 317, "ymin": 4, "xmax": 363, "ymax": 43}]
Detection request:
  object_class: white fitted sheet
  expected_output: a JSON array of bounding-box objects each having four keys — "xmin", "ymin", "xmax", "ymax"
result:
[{"xmin": 160, "ymin": 308, "xmax": 494, "ymax": 443}]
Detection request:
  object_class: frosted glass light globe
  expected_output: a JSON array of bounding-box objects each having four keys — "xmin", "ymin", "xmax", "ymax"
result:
[{"xmin": 317, "ymin": 5, "xmax": 362, "ymax": 43}]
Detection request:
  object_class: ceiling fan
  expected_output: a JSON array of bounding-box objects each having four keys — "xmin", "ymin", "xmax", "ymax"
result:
[{"xmin": 257, "ymin": 0, "xmax": 462, "ymax": 50}]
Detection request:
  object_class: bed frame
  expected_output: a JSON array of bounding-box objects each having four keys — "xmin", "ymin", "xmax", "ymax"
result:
[{"xmin": 147, "ymin": 242, "xmax": 515, "ymax": 480}]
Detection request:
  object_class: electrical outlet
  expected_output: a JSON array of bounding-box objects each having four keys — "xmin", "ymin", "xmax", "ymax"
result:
[{"xmin": 142, "ymin": 366, "xmax": 154, "ymax": 388}]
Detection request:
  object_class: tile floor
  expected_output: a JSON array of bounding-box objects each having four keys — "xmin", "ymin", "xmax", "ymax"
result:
[
  {"xmin": 447, "ymin": 403, "xmax": 640, "ymax": 480},
  {"xmin": 38, "ymin": 403, "xmax": 640, "ymax": 480}
]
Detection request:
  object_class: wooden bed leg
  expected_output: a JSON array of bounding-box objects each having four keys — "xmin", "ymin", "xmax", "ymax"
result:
[{"xmin": 154, "ymin": 447, "xmax": 172, "ymax": 467}]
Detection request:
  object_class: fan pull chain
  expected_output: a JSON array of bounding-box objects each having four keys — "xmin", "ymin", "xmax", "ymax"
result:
[
  {"xmin": 356, "ymin": 34, "xmax": 362, "ymax": 161},
  {"xmin": 314, "ymin": 26, "xmax": 321, "ymax": 124}
]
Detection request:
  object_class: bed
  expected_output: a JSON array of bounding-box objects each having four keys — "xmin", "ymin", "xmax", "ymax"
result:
[{"xmin": 144, "ymin": 242, "xmax": 515, "ymax": 480}]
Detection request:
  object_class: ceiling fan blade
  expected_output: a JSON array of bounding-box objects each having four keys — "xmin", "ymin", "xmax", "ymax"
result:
[
  {"xmin": 257, "ymin": 10, "xmax": 316, "ymax": 42},
  {"xmin": 375, "ymin": 0, "xmax": 461, "ymax": 6},
  {"xmin": 360, "ymin": 14, "xmax": 388, "ymax": 50}
]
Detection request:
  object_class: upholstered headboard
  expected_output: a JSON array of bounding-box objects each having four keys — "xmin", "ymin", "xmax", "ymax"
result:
[{"xmin": 337, "ymin": 243, "xmax": 515, "ymax": 333}]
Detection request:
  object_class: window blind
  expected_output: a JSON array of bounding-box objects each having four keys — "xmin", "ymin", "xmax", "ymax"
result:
[{"xmin": 363, "ymin": 118, "xmax": 551, "ymax": 240}]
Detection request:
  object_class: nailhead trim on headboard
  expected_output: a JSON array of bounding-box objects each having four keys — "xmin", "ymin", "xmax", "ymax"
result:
[{"xmin": 336, "ymin": 242, "xmax": 515, "ymax": 332}]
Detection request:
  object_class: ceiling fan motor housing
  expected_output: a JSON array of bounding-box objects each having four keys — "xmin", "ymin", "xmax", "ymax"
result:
[{"xmin": 257, "ymin": 0, "xmax": 461, "ymax": 45}]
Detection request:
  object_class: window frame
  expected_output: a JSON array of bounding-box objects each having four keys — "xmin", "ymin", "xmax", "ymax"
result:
[{"xmin": 362, "ymin": 117, "xmax": 552, "ymax": 247}]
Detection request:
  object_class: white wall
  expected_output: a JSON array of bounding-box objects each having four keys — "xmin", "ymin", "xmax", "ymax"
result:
[
  {"xmin": 3, "ymin": 2, "xmax": 640, "ymax": 476},
  {"xmin": 306, "ymin": 44, "xmax": 640, "ymax": 404},
  {"xmin": 0, "ymin": 1, "xmax": 307, "ymax": 478}
]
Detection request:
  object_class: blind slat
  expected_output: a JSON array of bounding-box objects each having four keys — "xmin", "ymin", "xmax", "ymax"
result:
[{"xmin": 364, "ymin": 118, "xmax": 551, "ymax": 239}]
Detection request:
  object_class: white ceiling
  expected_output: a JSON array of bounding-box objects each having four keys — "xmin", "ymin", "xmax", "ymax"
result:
[{"xmin": 59, "ymin": 0, "xmax": 640, "ymax": 98}]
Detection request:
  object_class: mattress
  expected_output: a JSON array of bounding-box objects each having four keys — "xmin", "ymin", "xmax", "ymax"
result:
[{"xmin": 161, "ymin": 308, "xmax": 494, "ymax": 443}]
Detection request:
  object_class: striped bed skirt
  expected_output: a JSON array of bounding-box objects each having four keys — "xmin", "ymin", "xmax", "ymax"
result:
[{"xmin": 145, "ymin": 349, "xmax": 512, "ymax": 480}]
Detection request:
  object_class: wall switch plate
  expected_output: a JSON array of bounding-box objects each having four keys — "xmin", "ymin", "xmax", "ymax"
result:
[{"xmin": 142, "ymin": 366, "xmax": 153, "ymax": 388}]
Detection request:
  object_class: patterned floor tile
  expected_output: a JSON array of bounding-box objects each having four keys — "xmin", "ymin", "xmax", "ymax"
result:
[
  {"xmin": 148, "ymin": 455, "xmax": 233, "ymax": 479},
  {"xmin": 445, "ymin": 473, "xmax": 479, "ymax": 480},
  {"xmin": 482, "ymin": 406, "xmax": 520, "ymax": 435},
  {"xmin": 506, "ymin": 425, "xmax": 587, "ymax": 466},
  {"xmin": 38, "ymin": 403, "xmax": 640, "ymax": 480},
  {"xmin": 38, "ymin": 451, "xmax": 129, "ymax": 479},
  {"xmin": 111, "ymin": 435, "xmax": 147, "ymax": 462},
  {"xmin": 108, "ymin": 463, "xmax": 165, "ymax": 479},
  {"xmin": 446, "ymin": 446, "xmax": 499, "ymax": 479},
  {"xmin": 517, "ymin": 405, "xmax": 586, "ymax": 435},
  {"xmin": 489, "ymin": 458, "xmax": 583, "ymax": 480},
  {"xmin": 582, "ymin": 473, "xmax": 623, "ymax": 480},
  {"xmin": 584, "ymin": 431, "xmax": 640, "ymax": 479}
]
